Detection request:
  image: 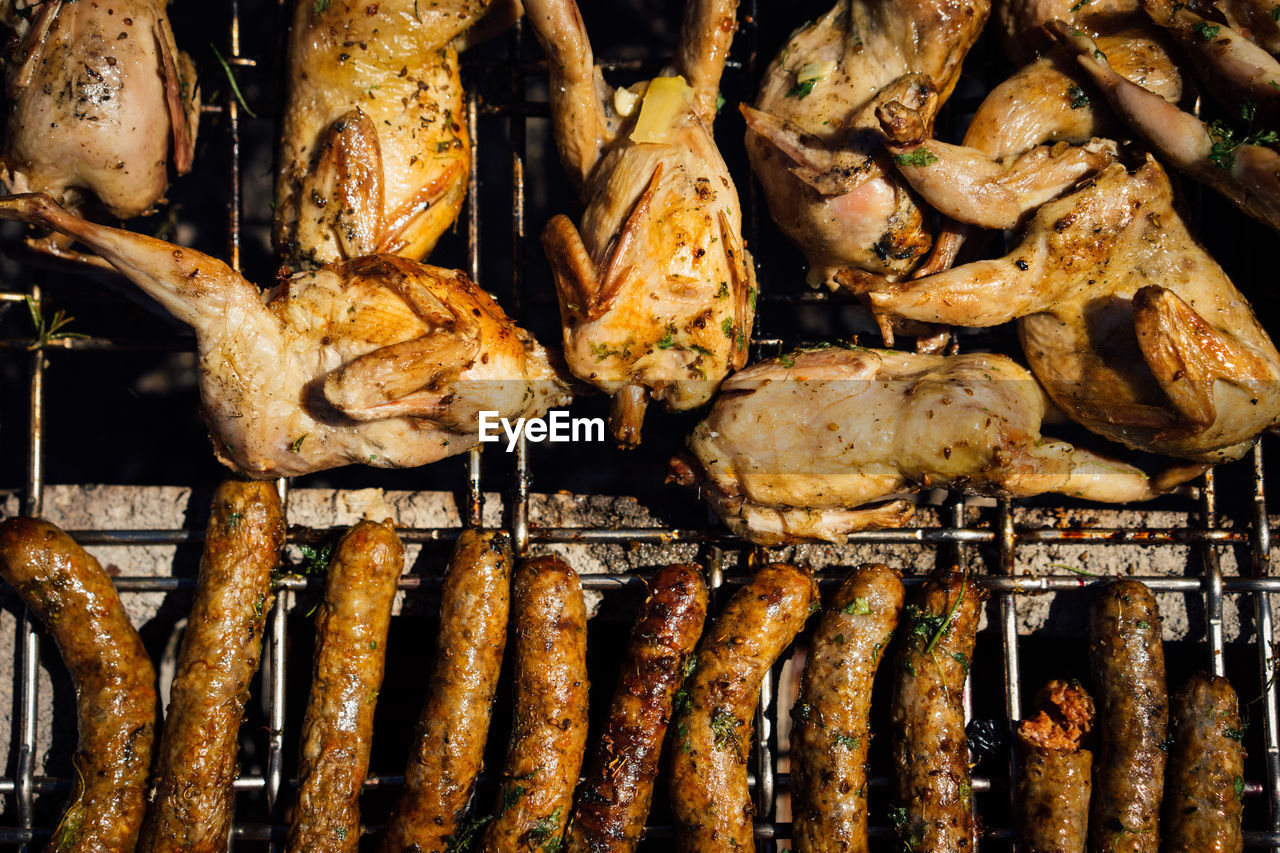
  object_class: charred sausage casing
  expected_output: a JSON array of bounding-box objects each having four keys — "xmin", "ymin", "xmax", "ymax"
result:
[
  {"xmin": 670, "ymin": 563, "xmax": 818, "ymax": 853},
  {"xmin": 890, "ymin": 570, "xmax": 984, "ymax": 853},
  {"xmin": 1164, "ymin": 673, "xmax": 1245, "ymax": 853},
  {"xmin": 1088, "ymin": 579, "xmax": 1168, "ymax": 853},
  {"xmin": 0, "ymin": 517, "xmax": 158, "ymax": 853},
  {"xmin": 286, "ymin": 520, "xmax": 405, "ymax": 853},
  {"xmin": 566, "ymin": 563, "xmax": 709, "ymax": 853},
  {"xmin": 1016, "ymin": 680, "xmax": 1095, "ymax": 853},
  {"xmin": 380, "ymin": 529, "xmax": 513, "ymax": 853},
  {"xmin": 139, "ymin": 481, "xmax": 286, "ymax": 853},
  {"xmin": 482, "ymin": 555, "xmax": 589, "ymax": 853},
  {"xmin": 791, "ymin": 563, "xmax": 904, "ymax": 853}
]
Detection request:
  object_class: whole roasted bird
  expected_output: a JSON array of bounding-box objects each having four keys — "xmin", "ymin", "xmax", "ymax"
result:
[
  {"xmin": 0, "ymin": 0, "xmax": 198, "ymax": 225},
  {"xmin": 528, "ymin": 0, "xmax": 755, "ymax": 446},
  {"xmin": 855, "ymin": 156, "xmax": 1280, "ymax": 462},
  {"xmin": 741, "ymin": 0, "xmax": 990, "ymax": 287},
  {"xmin": 0, "ymin": 192, "xmax": 566, "ymax": 478},
  {"xmin": 670, "ymin": 347, "xmax": 1196, "ymax": 545},
  {"xmin": 275, "ymin": 0, "xmax": 512, "ymax": 268}
]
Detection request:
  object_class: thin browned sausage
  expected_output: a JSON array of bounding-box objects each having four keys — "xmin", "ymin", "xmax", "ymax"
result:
[
  {"xmin": 0, "ymin": 517, "xmax": 157, "ymax": 853},
  {"xmin": 482, "ymin": 555, "xmax": 589, "ymax": 853},
  {"xmin": 890, "ymin": 570, "xmax": 984, "ymax": 853},
  {"xmin": 791, "ymin": 563, "xmax": 904, "ymax": 853},
  {"xmin": 1163, "ymin": 673, "xmax": 1244, "ymax": 853},
  {"xmin": 286, "ymin": 519, "xmax": 405, "ymax": 853},
  {"xmin": 139, "ymin": 481, "xmax": 285, "ymax": 853},
  {"xmin": 380, "ymin": 529, "xmax": 513, "ymax": 853},
  {"xmin": 670, "ymin": 563, "xmax": 818, "ymax": 853},
  {"xmin": 566, "ymin": 563, "xmax": 709, "ymax": 853},
  {"xmin": 1016, "ymin": 680, "xmax": 1095, "ymax": 853},
  {"xmin": 1088, "ymin": 579, "xmax": 1167, "ymax": 853}
]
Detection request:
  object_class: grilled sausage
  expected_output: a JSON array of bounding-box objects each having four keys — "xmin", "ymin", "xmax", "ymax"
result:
[
  {"xmin": 482, "ymin": 555, "xmax": 589, "ymax": 853},
  {"xmin": 286, "ymin": 519, "xmax": 405, "ymax": 853},
  {"xmin": 1016, "ymin": 680, "xmax": 1096, "ymax": 853},
  {"xmin": 1088, "ymin": 579, "xmax": 1168, "ymax": 853},
  {"xmin": 890, "ymin": 570, "xmax": 984, "ymax": 853},
  {"xmin": 0, "ymin": 517, "xmax": 157, "ymax": 853},
  {"xmin": 670, "ymin": 563, "xmax": 818, "ymax": 853},
  {"xmin": 138, "ymin": 481, "xmax": 285, "ymax": 852},
  {"xmin": 380, "ymin": 529, "xmax": 513, "ymax": 853},
  {"xmin": 791, "ymin": 563, "xmax": 904, "ymax": 853},
  {"xmin": 566, "ymin": 563, "xmax": 709, "ymax": 853},
  {"xmin": 1164, "ymin": 673, "xmax": 1244, "ymax": 853}
]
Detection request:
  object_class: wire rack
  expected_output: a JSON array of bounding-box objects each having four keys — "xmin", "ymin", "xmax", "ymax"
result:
[{"xmin": 1, "ymin": 0, "xmax": 1280, "ymax": 848}]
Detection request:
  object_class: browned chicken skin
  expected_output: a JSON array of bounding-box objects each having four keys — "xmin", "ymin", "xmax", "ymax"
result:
[
  {"xmin": 0, "ymin": 0, "xmax": 199, "ymax": 244},
  {"xmin": 671, "ymin": 346, "xmax": 1196, "ymax": 545},
  {"xmin": 274, "ymin": 0, "xmax": 504, "ymax": 268},
  {"xmin": 528, "ymin": 0, "xmax": 755, "ymax": 446},
  {"xmin": 858, "ymin": 156, "xmax": 1280, "ymax": 462},
  {"xmin": 742, "ymin": 0, "xmax": 990, "ymax": 287},
  {"xmin": 0, "ymin": 193, "xmax": 567, "ymax": 478}
]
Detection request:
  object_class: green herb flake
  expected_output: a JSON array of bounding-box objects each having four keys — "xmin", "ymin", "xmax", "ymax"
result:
[
  {"xmin": 314, "ymin": 0, "xmax": 330, "ymax": 11},
  {"xmin": 711, "ymin": 708, "xmax": 743, "ymax": 758},
  {"xmin": 210, "ymin": 43, "xmax": 259, "ymax": 119},
  {"xmin": 1235, "ymin": 776, "xmax": 1246, "ymax": 801},
  {"xmin": 843, "ymin": 596, "xmax": 872, "ymax": 615},
  {"xmin": 716, "ymin": 92, "xmax": 726, "ymax": 113},
  {"xmin": 225, "ymin": 511, "xmax": 244, "ymax": 530},
  {"xmin": 892, "ymin": 147, "xmax": 939, "ymax": 167},
  {"xmin": 1136, "ymin": 619, "xmax": 1152, "ymax": 629},
  {"xmin": 833, "ymin": 733, "xmax": 860, "ymax": 750},
  {"xmin": 657, "ymin": 324, "xmax": 677, "ymax": 349},
  {"xmin": 1068, "ymin": 84, "xmax": 1090, "ymax": 109},
  {"xmin": 290, "ymin": 434, "xmax": 308, "ymax": 453},
  {"xmin": 1225, "ymin": 725, "xmax": 1247, "ymax": 740},
  {"xmin": 1068, "ymin": 0, "xmax": 1092, "ymax": 11},
  {"xmin": 721, "ymin": 317, "xmax": 735, "ymax": 340},
  {"xmin": 1194, "ymin": 21, "xmax": 1221, "ymax": 39},
  {"xmin": 786, "ymin": 78, "xmax": 817, "ymax": 98}
]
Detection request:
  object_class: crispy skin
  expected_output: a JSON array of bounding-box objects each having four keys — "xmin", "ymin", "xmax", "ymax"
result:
[
  {"xmin": 139, "ymin": 481, "xmax": 285, "ymax": 853},
  {"xmin": 287, "ymin": 520, "xmax": 405, "ymax": 853},
  {"xmin": 669, "ymin": 563, "xmax": 818, "ymax": 853},
  {"xmin": 1164, "ymin": 674, "xmax": 1244, "ymax": 853},
  {"xmin": 566, "ymin": 564, "xmax": 709, "ymax": 853},
  {"xmin": 0, "ymin": 517, "xmax": 157, "ymax": 853},
  {"xmin": 1016, "ymin": 680, "xmax": 1095, "ymax": 853},
  {"xmin": 792, "ymin": 564, "xmax": 904, "ymax": 853},
  {"xmin": 890, "ymin": 571, "xmax": 984, "ymax": 853},
  {"xmin": 483, "ymin": 556, "xmax": 589, "ymax": 853},
  {"xmin": 1088, "ymin": 580, "xmax": 1168, "ymax": 853},
  {"xmin": 380, "ymin": 530, "xmax": 513, "ymax": 853}
]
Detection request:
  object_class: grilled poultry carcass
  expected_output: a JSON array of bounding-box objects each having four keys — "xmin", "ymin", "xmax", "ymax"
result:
[
  {"xmin": 1052, "ymin": 22, "xmax": 1280, "ymax": 232},
  {"xmin": 853, "ymin": 156, "xmax": 1280, "ymax": 462},
  {"xmin": 528, "ymin": 0, "xmax": 755, "ymax": 447},
  {"xmin": 912, "ymin": 26, "xmax": 1181, "ymax": 274},
  {"xmin": 0, "ymin": 0, "xmax": 198, "ymax": 225},
  {"xmin": 275, "ymin": 0, "xmax": 512, "ymax": 269},
  {"xmin": 740, "ymin": 0, "xmax": 990, "ymax": 289},
  {"xmin": 669, "ymin": 347, "xmax": 1197, "ymax": 545},
  {"xmin": 0, "ymin": 192, "xmax": 567, "ymax": 478}
]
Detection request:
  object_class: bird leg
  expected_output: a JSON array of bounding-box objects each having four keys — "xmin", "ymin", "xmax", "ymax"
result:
[
  {"xmin": 610, "ymin": 383, "xmax": 649, "ymax": 448},
  {"xmin": 674, "ymin": 0, "xmax": 741, "ymax": 123},
  {"xmin": 0, "ymin": 193, "xmax": 265, "ymax": 331}
]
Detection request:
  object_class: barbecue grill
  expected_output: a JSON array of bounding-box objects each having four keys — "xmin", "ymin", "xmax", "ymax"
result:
[{"xmin": 1, "ymin": 0, "xmax": 1279, "ymax": 848}]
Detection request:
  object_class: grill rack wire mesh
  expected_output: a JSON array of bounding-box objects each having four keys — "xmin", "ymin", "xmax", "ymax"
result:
[{"xmin": 1, "ymin": 0, "xmax": 1280, "ymax": 848}]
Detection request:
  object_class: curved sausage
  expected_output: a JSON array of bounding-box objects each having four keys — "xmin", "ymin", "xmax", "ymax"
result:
[
  {"xmin": 670, "ymin": 562, "xmax": 818, "ymax": 853},
  {"xmin": 890, "ymin": 570, "xmax": 984, "ymax": 853},
  {"xmin": 0, "ymin": 517, "xmax": 157, "ymax": 853},
  {"xmin": 482, "ymin": 555, "xmax": 589, "ymax": 853},
  {"xmin": 139, "ymin": 480, "xmax": 285, "ymax": 853},
  {"xmin": 380, "ymin": 529, "xmax": 513, "ymax": 853},
  {"xmin": 286, "ymin": 519, "xmax": 405, "ymax": 853},
  {"xmin": 1088, "ymin": 579, "xmax": 1167, "ymax": 853},
  {"xmin": 566, "ymin": 563, "xmax": 709, "ymax": 853},
  {"xmin": 1016, "ymin": 680, "xmax": 1095, "ymax": 853},
  {"xmin": 791, "ymin": 563, "xmax": 904, "ymax": 853},
  {"xmin": 1164, "ymin": 673, "xmax": 1244, "ymax": 853}
]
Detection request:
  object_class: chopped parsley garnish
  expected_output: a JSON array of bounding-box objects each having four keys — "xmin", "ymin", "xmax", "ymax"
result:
[
  {"xmin": 1194, "ymin": 21, "xmax": 1221, "ymax": 40},
  {"xmin": 892, "ymin": 147, "xmax": 939, "ymax": 167},
  {"xmin": 842, "ymin": 597, "xmax": 871, "ymax": 615},
  {"xmin": 786, "ymin": 78, "xmax": 817, "ymax": 98},
  {"xmin": 1068, "ymin": 84, "xmax": 1090, "ymax": 108}
]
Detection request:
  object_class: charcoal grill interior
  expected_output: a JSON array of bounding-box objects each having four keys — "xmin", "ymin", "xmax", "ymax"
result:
[{"xmin": 2, "ymin": 0, "xmax": 1280, "ymax": 848}]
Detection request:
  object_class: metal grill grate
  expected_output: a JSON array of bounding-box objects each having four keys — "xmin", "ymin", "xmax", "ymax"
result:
[{"xmin": 2, "ymin": 0, "xmax": 1280, "ymax": 848}]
